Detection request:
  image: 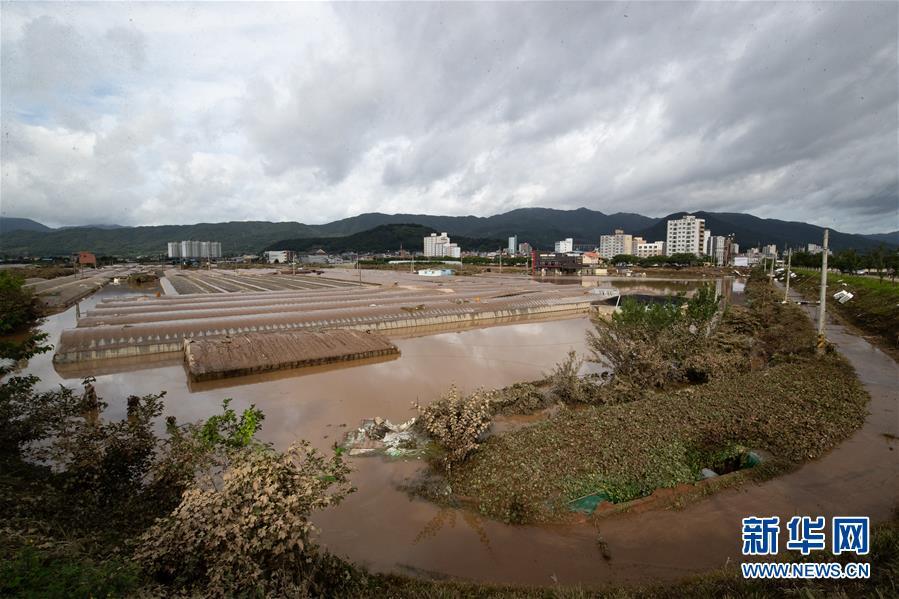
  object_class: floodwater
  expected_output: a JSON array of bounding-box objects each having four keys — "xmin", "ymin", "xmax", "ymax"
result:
[
  {"xmin": 14, "ymin": 280, "xmax": 897, "ymax": 588},
  {"xmin": 26, "ymin": 284, "xmax": 595, "ymax": 451}
]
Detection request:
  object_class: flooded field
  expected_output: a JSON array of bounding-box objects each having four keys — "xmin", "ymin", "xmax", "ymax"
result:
[
  {"xmin": 30, "ymin": 284, "xmax": 595, "ymax": 449},
  {"xmin": 15, "ymin": 279, "xmax": 897, "ymax": 587}
]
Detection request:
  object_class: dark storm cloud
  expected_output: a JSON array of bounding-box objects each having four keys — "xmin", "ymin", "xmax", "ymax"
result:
[{"xmin": 1, "ymin": 2, "xmax": 896, "ymax": 232}]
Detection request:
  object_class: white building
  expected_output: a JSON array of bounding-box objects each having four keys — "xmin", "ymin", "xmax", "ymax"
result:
[
  {"xmin": 518, "ymin": 242, "xmax": 532, "ymax": 256},
  {"xmin": 703, "ymin": 230, "xmax": 713, "ymax": 257},
  {"xmin": 665, "ymin": 215, "xmax": 706, "ymax": 256},
  {"xmin": 508, "ymin": 235, "xmax": 518, "ymax": 255},
  {"xmin": 264, "ymin": 250, "xmax": 294, "ymax": 264},
  {"xmin": 172, "ymin": 240, "xmax": 222, "ymax": 260},
  {"xmin": 423, "ymin": 232, "xmax": 461, "ymax": 258},
  {"xmin": 598, "ymin": 229, "xmax": 633, "ymax": 259},
  {"xmin": 709, "ymin": 235, "xmax": 727, "ymax": 266},
  {"xmin": 554, "ymin": 238, "xmax": 574, "ymax": 253},
  {"xmin": 806, "ymin": 243, "xmax": 832, "ymax": 256},
  {"xmin": 635, "ymin": 241, "xmax": 666, "ymax": 258}
]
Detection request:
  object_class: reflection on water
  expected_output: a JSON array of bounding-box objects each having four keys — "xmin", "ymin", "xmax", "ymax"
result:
[{"xmin": 536, "ymin": 276, "xmax": 742, "ymax": 305}]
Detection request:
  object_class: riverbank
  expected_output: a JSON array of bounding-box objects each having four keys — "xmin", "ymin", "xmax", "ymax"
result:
[
  {"xmin": 789, "ymin": 268, "xmax": 899, "ymax": 358},
  {"xmin": 416, "ymin": 278, "xmax": 869, "ymax": 524}
]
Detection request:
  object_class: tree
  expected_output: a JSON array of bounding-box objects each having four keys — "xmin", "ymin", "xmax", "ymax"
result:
[
  {"xmin": 871, "ymin": 244, "xmax": 887, "ymax": 282},
  {"xmin": 0, "ymin": 271, "xmax": 40, "ymax": 335}
]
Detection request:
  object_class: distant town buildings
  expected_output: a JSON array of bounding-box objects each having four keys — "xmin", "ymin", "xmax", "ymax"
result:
[
  {"xmin": 806, "ymin": 243, "xmax": 832, "ymax": 256},
  {"xmin": 167, "ymin": 240, "xmax": 222, "ymax": 260},
  {"xmin": 598, "ymin": 229, "xmax": 633, "ymax": 259},
  {"xmin": 517, "ymin": 242, "xmax": 532, "ymax": 256},
  {"xmin": 300, "ymin": 249, "xmax": 330, "ymax": 264},
  {"xmin": 508, "ymin": 235, "xmax": 518, "ymax": 255},
  {"xmin": 665, "ymin": 215, "xmax": 706, "ymax": 256},
  {"xmin": 554, "ymin": 238, "xmax": 574, "ymax": 253},
  {"xmin": 423, "ymin": 232, "xmax": 461, "ymax": 258}
]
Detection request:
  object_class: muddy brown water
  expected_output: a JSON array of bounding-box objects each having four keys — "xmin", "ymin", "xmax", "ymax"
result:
[{"xmin": 12, "ymin": 280, "xmax": 897, "ymax": 587}]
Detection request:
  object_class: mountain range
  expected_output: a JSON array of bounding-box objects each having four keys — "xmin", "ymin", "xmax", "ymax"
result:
[
  {"xmin": 1, "ymin": 209, "xmax": 895, "ymax": 257},
  {"xmin": 265, "ymin": 224, "xmax": 504, "ymax": 254}
]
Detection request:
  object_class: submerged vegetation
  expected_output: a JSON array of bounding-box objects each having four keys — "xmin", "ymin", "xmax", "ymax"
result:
[{"xmin": 414, "ymin": 278, "xmax": 868, "ymax": 524}]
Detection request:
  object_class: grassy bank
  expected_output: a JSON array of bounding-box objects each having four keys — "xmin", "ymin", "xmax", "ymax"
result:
[
  {"xmin": 430, "ymin": 278, "xmax": 868, "ymax": 524},
  {"xmin": 791, "ymin": 268, "xmax": 899, "ymax": 350}
]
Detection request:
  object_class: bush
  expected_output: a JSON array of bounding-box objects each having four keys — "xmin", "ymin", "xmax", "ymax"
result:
[
  {"xmin": 135, "ymin": 441, "xmax": 353, "ymax": 597},
  {"xmin": 415, "ymin": 386, "xmax": 494, "ymax": 471},
  {"xmin": 589, "ymin": 285, "xmax": 721, "ymax": 388},
  {"xmin": 547, "ymin": 351, "xmax": 599, "ymax": 404},
  {"xmin": 490, "ymin": 382, "xmax": 551, "ymax": 415}
]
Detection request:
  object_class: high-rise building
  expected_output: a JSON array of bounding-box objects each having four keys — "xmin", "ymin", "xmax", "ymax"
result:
[
  {"xmin": 508, "ymin": 236, "xmax": 518, "ymax": 255},
  {"xmin": 703, "ymin": 230, "xmax": 713, "ymax": 257},
  {"xmin": 423, "ymin": 232, "xmax": 461, "ymax": 258},
  {"xmin": 598, "ymin": 229, "xmax": 633, "ymax": 259},
  {"xmin": 518, "ymin": 242, "xmax": 532, "ymax": 256},
  {"xmin": 554, "ymin": 238, "xmax": 574, "ymax": 253},
  {"xmin": 709, "ymin": 236, "xmax": 727, "ymax": 266},
  {"xmin": 167, "ymin": 242, "xmax": 181, "ymax": 258},
  {"xmin": 665, "ymin": 215, "xmax": 706, "ymax": 256}
]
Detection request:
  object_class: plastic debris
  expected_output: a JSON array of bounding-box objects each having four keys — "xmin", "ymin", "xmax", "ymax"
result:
[
  {"xmin": 342, "ymin": 416, "xmax": 424, "ymax": 457},
  {"xmin": 568, "ymin": 492, "xmax": 611, "ymax": 513},
  {"xmin": 701, "ymin": 468, "xmax": 719, "ymax": 479}
]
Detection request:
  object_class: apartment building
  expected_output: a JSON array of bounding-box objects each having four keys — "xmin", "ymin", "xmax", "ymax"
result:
[{"xmin": 665, "ymin": 215, "xmax": 706, "ymax": 256}]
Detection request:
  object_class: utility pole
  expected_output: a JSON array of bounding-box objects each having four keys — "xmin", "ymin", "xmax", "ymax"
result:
[
  {"xmin": 816, "ymin": 229, "xmax": 829, "ymax": 354},
  {"xmin": 783, "ymin": 248, "xmax": 792, "ymax": 303},
  {"xmin": 499, "ymin": 248, "xmax": 503, "ymax": 274}
]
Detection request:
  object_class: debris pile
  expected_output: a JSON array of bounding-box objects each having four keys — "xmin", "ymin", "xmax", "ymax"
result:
[{"xmin": 341, "ymin": 417, "xmax": 424, "ymax": 458}]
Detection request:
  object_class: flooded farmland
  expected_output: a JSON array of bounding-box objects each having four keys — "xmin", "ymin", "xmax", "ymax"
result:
[{"xmin": 14, "ymin": 276, "xmax": 898, "ymax": 587}]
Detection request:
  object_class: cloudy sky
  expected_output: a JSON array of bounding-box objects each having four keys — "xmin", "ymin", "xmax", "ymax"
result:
[{"xmin": 1, "ymin": 2, "xmax": 896, "ymax": 233}]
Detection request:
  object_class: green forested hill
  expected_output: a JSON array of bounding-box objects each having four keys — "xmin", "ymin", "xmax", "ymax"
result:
[
  {"xmin": 0, "ymin": 221, "xmax": 319, "ymax": 257},
  {"xmin": 265, "ymin": 224, "xmax": 503, "ymax": 254},
  {"xmin": 1, "ymin": 208, "xmax": 892, "ymax": 257}
]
